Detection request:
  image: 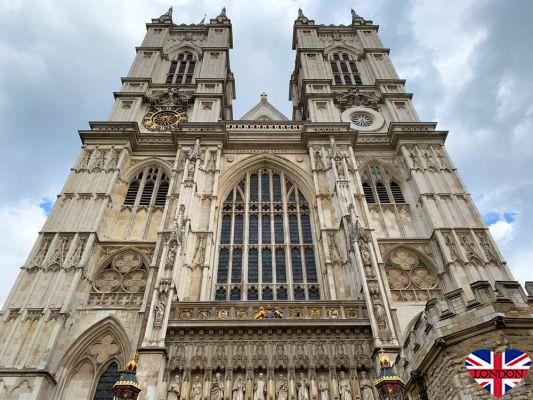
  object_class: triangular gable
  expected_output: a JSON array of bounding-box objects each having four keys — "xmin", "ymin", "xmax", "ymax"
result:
[{"xmin": 240, "ymin": 93, "xmax": 288, "ymax": 121}]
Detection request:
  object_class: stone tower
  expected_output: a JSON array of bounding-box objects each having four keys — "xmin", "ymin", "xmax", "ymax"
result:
[{"xmin": 1, "ymin": 7, "xmax": 532, "ymax": 400}]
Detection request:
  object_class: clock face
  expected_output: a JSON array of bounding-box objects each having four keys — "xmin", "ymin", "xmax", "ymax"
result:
[{"xmin": 142, "ymin": 105, "xmax": 186, "ymax": 132}]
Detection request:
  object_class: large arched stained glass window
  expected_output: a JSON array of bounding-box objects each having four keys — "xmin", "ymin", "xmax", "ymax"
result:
[
  {"xmin": 215, "ymin": 168, "xmax": 320, "ymax": 301},
  {"xmin": 93, "ymin": 362, "xmax": 120, "ymax": 400}
]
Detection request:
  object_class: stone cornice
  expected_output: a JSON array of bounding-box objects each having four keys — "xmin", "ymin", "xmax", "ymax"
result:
[
  {"xmin": 79, "ymin": 122, "xmax": 176, "ymax": 151},
  {"xmin": 79, "ymin": 120, "xmax": 449, "ymax": 151},
  {"xmin": 363, "ymin": 48, "xmax": 391, "ymax": 54},
  {"xmin": 0, "ymin": 368, "xmax": 57, "ymax": 384},
  {"xmin": 389, "ymin": 122, "xmax": 448, "ymax": 149}
]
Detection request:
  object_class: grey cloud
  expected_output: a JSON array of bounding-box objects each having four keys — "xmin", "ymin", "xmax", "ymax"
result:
[{"xmin": 0, "ymin": 0, "xmax": 531, "ymax": 296}]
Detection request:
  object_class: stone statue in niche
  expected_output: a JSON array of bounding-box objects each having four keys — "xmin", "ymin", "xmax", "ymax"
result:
[
  {"xmin": 167, "ymin": 374, "xmax": 181, "ymax": 400},
  {"xmin": 232, "ymin": 374, "xmax": 245, "ymax": 400},
  {"xmin": 314, "ymin": 148, "xmax": 327, "ymax": 171},
  {"xmin": 338, "ymin": 372, "xmax": 352, "ymax": 400},
  {"xmin": 359, "ymin": 372, "xmax": 375, "ymax": 400},
  {"xmin": 203, "ymin": 150, "xmax": 216, "ymax": 172},
  {"xmin": 318, "ymin": 376, "xmax": 329, "ymax": 400},
  {"xmin": 253, "ymin": 373, "xmax": 267, "ymax": 400},
  {"xmin": 297, "ymin": 372, "xmax": 310, "ymax": 400},
  {"xmin": 335, "ymin": 158, "xmax": 346, "ymax": 180},
  {"xmin": 190, "ymin": 376, "xmax": 203, "ymax": 400},
  {"xmin": 275, "ymin": 374, "xmax": 288, "ymax": 400},
  {"xmin": 154, "ymin": 298, "xmax": 166, "ymax": 327},
  {"xmin": 211, "ymin": 372, "xmax": 224, "ymax": 400}
]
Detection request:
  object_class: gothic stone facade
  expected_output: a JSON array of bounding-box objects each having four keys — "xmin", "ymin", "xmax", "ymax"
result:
[{"xmin": 1, "ymin": 7, "xmax": 532, "ymax": 400}]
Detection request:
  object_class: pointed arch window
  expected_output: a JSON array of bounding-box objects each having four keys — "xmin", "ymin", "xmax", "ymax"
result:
[
  {"xmin": 215, "ymin": 168, "xmax": 320, "ymax": 301},
  {"xmin": 93, "ymin": 362, "xmax": 120, "ymax": 400},
  {"xmin": 361, "ymin": 165, "xmax": 405, "ymax": 205},
  {"xmin": 330, "ymin": 52, "xmax": 362, "ymax": 86},
  {"xmin": 166, "ymin": 51, "xmax": 196, "ymax": 85},
  {"xmin": 123, "ymin": 166, "xmax": 170, "ymax": 208}
]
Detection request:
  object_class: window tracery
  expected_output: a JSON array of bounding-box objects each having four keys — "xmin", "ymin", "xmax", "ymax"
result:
[
  {"xmin": 215, "ymin": 168, "xmax": 320, "ymax": 301},
  {"xmin": 166, "ymin": 51, "xmax": 196, "ymax": 85},
  {"xmin": 330, "ymin": 53, "xmax": 362, "ymax": 86},
  {"xmin": 88, "ymin": 250, "xmax": 148, "ymax": 307},
  {"xmin": 384, "ymin": 247, "xmax": 442, "ymax": 302}
]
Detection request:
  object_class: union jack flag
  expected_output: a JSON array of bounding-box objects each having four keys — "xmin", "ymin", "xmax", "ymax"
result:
[{"xmin": 465, "ymin": 348, "xmax": 531, "ymax": 398}]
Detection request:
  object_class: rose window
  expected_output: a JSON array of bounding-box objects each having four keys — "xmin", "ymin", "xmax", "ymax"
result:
[
  {"xmin": 384, "ymin": 248, "xmax": 441, "ymax": 302},
  {"xmin": 351, "ymin": 112, "xmax": 374, "ymax": 127},
  {"xmin": 89, "ymin": 250, "xmax": 147, "ymax": 307}
]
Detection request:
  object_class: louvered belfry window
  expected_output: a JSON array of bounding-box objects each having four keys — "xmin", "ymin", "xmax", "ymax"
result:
[
  {"xmin": 166, "ymin": 51, "xmax": 196, "ymax": 85},
  {"xmin": 330, "ymin": 52, "xmax": 362, "ymax": 86},
  {"xmin": 215, "ymin": 168, "xmax": 320, "ymax": 301},
  {"xmin": 361, "ymin": 165, "xmax": 406, "ymax": 205},
  {"xmin": 124, "ymin": 166, "xmax": 169, "ymax": 208}
]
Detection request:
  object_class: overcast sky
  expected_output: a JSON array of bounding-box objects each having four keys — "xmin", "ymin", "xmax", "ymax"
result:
[{"xmin": 1, "ymin": 0, "xmax": 532, "ymax": 306}]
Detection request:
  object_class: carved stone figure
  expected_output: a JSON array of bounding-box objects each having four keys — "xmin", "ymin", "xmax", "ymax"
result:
[
  {"xmin": 254, "ymin": 373, "xmax": 267, "ymax": 400},
  {"xmin": 154, "ymin": 299, "xmax": 165, "ymax": 327},
  {"xmin": 314, "ymin": 148, "xmax": 327, "ymax": 171},
  {"xmin": 276, "ymin": 374, "xmax": 288, "ymax": 400},
  {"xmin": 338, "ymin": 372, "xmax": 352, "ymax": 400},
  {"xmin": 318, "ymin": 376, "xmax": 329, "ymax": 400},
  {"xmin": 211, "ymin": 372, "xmax": 224, "ymax": 400},
  {"xmin": 328, "ymin": 232, "xmax": 343, "ymax": 265},
  {"xmin": 297, "ymin": 373, "xmax": 310, "ymax": 400},
  {"xmin": 359, "ymin": 372, "xmax": 375, "ymax": 400},
  {"xmin": 190, "ymin": 376, "xmax": 203, "ymax": 400},
  {"xmin": 373, "ymin": 298, "xmax": 385, "ymax": 325},
  {"xmin": 335, "ymin": 159, "xmax": 346, "ymax": 180},
  {"xmin": 167, "ymin": 374, "xmax": 181, "ymax": 400},
  {"xmin": 334, "ymin": 89, "xmax": 380, "ymax": 109},
  {"xmin": 232, "ymin": 374, "xmax": 245, "ymax": 400}
]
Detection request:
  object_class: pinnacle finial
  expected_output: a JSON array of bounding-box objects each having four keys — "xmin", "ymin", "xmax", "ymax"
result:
[
  {"xmin": 156, "ymin": 6, "xmax": 173, "ymax": 23},
  {"xmin": 220, "ymin": 7, "xmax": 227, "ymax": 17},
  {"xmin": 351, "ymin": 8, "xmax": 365, "ymax": 24},
  {"xmin": 260, "ymin": 92, "xmax": 268, "ymax": 102}
]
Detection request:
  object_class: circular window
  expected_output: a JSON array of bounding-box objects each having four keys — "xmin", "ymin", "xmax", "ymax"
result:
[
  {"xmin": 351, "ymin": 112, "xmax": 374, "ymax": 127},
  {"xmin": 341, "ymin": 106, "xmax": 385, "ymax": 132}
]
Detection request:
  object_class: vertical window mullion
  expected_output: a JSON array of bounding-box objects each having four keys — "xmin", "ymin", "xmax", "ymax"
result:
[
  {"xmin": 242, "ymin": 174, "xmax": 250, "ymax": 294},
  {"xmin": 149, "ymin": 169, "xmax": 163, "ymax": 208},
  {"xmin": 280, "ymin": 172, "xmax": 294, "ymax": 300},
  {"xmin": 270, "ymin": 172, "xmax": 277, "ymax": 287},
  {"xmin": 257, "ymin": 171, "xmax": 263, "ymax": 292},
  {"xmin": 228, "ymin": 188, "xmax": 236, "ymax": 291},
  {"xmin": 295, "ymin": 188, "xmax": 307, "ymax": 292}
]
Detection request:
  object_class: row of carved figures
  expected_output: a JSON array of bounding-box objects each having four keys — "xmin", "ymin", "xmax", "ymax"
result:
[{"xmin": 167, "ymin": 370, "xmax": 376, "ymax": 400}]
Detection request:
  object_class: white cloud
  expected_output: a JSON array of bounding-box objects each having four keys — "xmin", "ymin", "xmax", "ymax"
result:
[
  {"xmin": 489, "ymin": 220, "xmax": 515, "ymax": 245},
  {"xmin": 0, "ymin": 200, "xmax": 47, "ymax": 307},
  {"xmin": 507, "ymin": 250, "xmax": 533, "ymax": 286}
]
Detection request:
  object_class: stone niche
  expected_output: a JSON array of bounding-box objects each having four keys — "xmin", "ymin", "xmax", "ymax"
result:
[{"xmin": 165, "ymin": 327, "xmax": 376, "ymax": 400}]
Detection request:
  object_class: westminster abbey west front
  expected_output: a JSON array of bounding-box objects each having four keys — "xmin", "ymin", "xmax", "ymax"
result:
[{"xmin": 1, "ymin": 6, "xmax": 533, "ymax": 400}]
